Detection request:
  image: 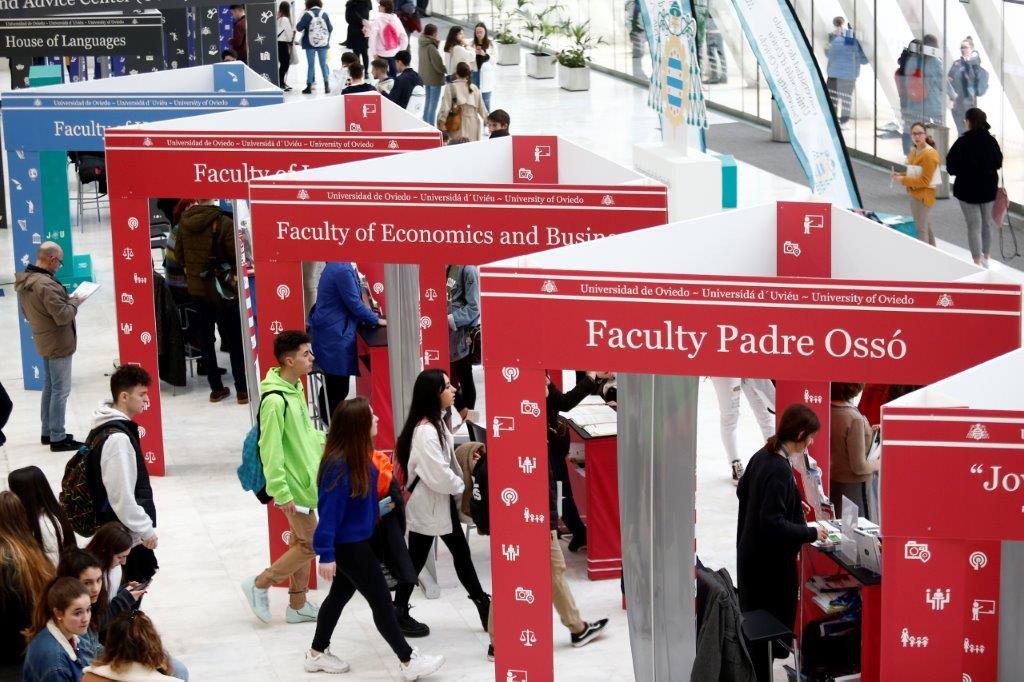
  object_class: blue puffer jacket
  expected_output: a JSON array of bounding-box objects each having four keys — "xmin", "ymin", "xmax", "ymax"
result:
[
  {"xmin": 898, "ymin": 52, "xmax": 946, "ymax": 124},
  {"xmin": 825, "ymin": 31, "xmax": 868, "ymax": 81},
  {"xmin": 308, "ymin": 263, "xmax": 379, "ymax": 376},
  {"xmin": 22, "ymin": 623, "xmax": 90, "ymax": 682}
]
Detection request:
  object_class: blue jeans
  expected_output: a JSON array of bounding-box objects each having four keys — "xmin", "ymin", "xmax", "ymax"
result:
[
  {"xmin": 423, "ymin": 84, "xmax": 442, "ymax": 124},
  {"xmin": 306, "ymin": 47, "xmax": 329, "ymax": 87},
  {"xmin": 41, "ymin": 355, "xmax": 72, "ymax": 441},
  {"xmin": 481, "ymin": 91, "xmax": 491, "ymax": 112}
]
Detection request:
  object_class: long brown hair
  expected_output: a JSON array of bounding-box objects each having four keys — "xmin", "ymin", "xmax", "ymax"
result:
[
  {"xmin": 765, "ymin": 404, "xmax": 820, "ymax": 452},
  {"xmin": 26, "ymin": 576, "xmax": 89, "ymax": 642},
  {"xmin": 8, "ymin": 465, "xmax": 77, "ymax": 557},
  {"xmin": 86, "ymin": 522, "xmax": 133, "ymax": 572},
  {"xmin": 0, "ymin": 491, "xmax": 55, "ymax": 627},
  {"xmin": 319, "ymin": 397, "xmax": 374, "ymax": 498},
  {"xmin": 56, "ymin": 548, "xmax": 106, "ymax": 633},
  {"xmin": 94, "ymin": 611, "xmax": 171, "ymax": 674}
]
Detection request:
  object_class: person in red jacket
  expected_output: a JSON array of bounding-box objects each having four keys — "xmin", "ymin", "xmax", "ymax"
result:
[{"xmin": 229, "ymin": 5, "xmax": 248, "ymax": 62}]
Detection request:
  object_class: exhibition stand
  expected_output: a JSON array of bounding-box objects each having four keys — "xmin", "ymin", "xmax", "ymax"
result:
[
  {"xmin": 881, "ymin": 349, "xmax": 1024, "ymax": 680},
  {"xmin": 246, "ymin": 134, "xmax": 669, "ymax": 437},
  {"xmin": 3, "ymin": 62, "xmax": 282, "ymax": 391},
  {"xmin": 477, "ymin": 201, "xmax": 1021, "ymax": 681},
  {"xmin": 105, "ymin": 93, "xmax": 440, "ymax": 476}
]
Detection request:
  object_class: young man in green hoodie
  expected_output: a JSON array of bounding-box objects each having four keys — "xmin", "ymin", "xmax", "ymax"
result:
[{"xmin": 242, "ymin": 330, "xmax": 325, "ymax": 624}]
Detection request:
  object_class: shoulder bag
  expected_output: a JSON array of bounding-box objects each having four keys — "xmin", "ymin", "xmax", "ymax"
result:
[{"xmin": 440, "ymin": 83, "xmax": 463, "ymax": 134}]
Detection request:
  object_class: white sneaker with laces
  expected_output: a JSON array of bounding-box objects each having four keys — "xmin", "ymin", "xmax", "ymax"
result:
[
  {"xmin": 304, "ymin": 648, "xmax": 350, "ymax": 673},
  {"xmin": 241, "ymin": 577, "xmax": 272, "ymax": 623},
  {"xmin": 286, "ymin": 601, "xmax": 319, "ymax": 623},
  {"xmin": 399, "ymin": 648, "xmax": 445, "ymax": 680}
]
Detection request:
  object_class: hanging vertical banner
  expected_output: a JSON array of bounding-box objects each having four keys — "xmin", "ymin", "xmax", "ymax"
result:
[
  {"xmin": 728, "ymin": 0, "xmax": 861, "ymax": 208},
  {"xmin": 163, "ymin": 8, "xmax": 189, "ymax": 68},
  {"xmin": 246, "ymin": 3, "xmax": 279, "ymax": 85},
  {"xmin": 198, "ymin": 4, "xmax": 222, "ymax": 64}
]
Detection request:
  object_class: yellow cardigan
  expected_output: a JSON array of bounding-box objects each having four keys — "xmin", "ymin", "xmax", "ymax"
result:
[{"xmin": 899, "ymin": 145, "xmax": 940, "ymax": 207}]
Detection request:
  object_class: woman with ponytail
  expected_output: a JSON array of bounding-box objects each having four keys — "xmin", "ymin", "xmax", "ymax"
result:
[
  {"xmin": 891, "ymin": 121, "xmax": 940, "ymax": 246},
  {"xmin": 736, "ymin": 404, "xmax": 828, "ymax": 682}
]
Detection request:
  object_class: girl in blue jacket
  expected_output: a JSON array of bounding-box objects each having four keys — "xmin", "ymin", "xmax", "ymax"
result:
[{"xmin": 305, "ymin": 397, "xmax": 444, "ymax": 680}]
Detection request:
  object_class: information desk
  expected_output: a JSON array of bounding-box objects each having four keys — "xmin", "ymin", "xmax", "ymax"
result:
[
  {"xmin": 565, "ymin": 420, "xmax": 622, "ymax": 581},
  {"xmin": 805, "ymin": 544, "xmax": 881, "ymax": 681},
  {"xmin": 356, "ymin": 325, "xmax": 394, "ymax": 451}
]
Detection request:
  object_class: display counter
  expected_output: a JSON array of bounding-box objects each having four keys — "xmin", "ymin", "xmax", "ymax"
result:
[{"xmin": 565, "ymin": 409, "xmax": 621, "ymax": 581}]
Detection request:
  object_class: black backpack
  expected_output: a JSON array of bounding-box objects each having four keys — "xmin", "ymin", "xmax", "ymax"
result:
[
  {"xmin": 470, "ymin": 450, "xmax": 489, "ymax": 535},
  {"xmin": 59, "ymin": 423, "xmax": 131, "ymax": 537}
]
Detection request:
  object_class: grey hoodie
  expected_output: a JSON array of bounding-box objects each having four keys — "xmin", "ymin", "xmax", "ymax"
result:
[{"xmin": 91, "ymin": 401, "xmax": 155, "ymax": 541}]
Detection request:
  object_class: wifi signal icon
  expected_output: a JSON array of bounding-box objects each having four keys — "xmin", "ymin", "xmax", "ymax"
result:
[{"xmin": 500, "ymin": 488, "xmax": 518, "ymax": 507}]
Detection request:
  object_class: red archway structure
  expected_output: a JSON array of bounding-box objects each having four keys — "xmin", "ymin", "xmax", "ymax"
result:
[
  {"xmin": 477, "ymin": 201, "xmax": 1021, "ymax": 681},
  {"xmin": 881, "ymin": 348, "xmax": 1024, "ymax": 681},
  {"xmin": 105, "ymin": 94, "xmax": 440, "ymax": 475},
  {"xmin": 246, "ymin": 134, "xmax": 669, "ymax": 427}
]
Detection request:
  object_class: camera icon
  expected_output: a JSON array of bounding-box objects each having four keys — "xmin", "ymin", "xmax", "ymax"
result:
[
  {"xmin": 514, "ymin": 587, "xmax": 535, "ymax": 604},
  {"xmin": 520, "ymin": 400, "xmax": 541, "ymax": 417},
  {"xmin": 517, "ymin": 168, "xmax": 534, "ymax": 181},
  {"xmin": 903, "ymin": 540, "xmax": 931, "ymax": 563},
  {"xmin": 782, "ymin": 241, "xmax": 802, "ymax": 257}
]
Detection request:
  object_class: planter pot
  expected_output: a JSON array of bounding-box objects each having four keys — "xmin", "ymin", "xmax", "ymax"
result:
[
  {"xmin": 525, "ymin": 52, "xmax": 556, "ymax": 79},
  {"xmin": 558, "ymin": 63, "xmax": 590, "ymax": 91},
  {"xmin": 496, "ymin": 42, "xmax": 520, "ymax": 66}
]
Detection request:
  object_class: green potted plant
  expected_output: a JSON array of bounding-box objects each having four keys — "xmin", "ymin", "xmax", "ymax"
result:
[
  {"xmin": 556, "ymin": 20, "xmax": 606, "ymax": 91},
  {"xmin": 517, "ymin": 5, "xmax": 561, "ymax": 79},
  {"xmin": 494, "ymin": 0, "xmax": 527, "ymax": 65}
]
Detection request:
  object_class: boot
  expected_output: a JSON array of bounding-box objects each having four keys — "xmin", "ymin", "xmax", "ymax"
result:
[
  {"xmin": 394, "ymin": 603, "xmax": 430, "ymax": 638},
  {"xmin": 469, "ymin": 593, "xmax": 490, "ymax": 632}
]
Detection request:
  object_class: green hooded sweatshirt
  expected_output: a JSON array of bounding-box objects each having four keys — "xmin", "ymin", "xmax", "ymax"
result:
[{"xmin": 258, "ymin": 367, "xmax": 325, "ymax": 509}]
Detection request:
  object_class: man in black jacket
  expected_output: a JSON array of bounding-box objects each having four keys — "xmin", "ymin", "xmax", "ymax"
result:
[
  {"xmin": 384, "ymin": 50, "xmax": 423, "ymax": 109},
  {"xmin": 486, "ymin": 109, "xmax": 510, "ymax": 138}
]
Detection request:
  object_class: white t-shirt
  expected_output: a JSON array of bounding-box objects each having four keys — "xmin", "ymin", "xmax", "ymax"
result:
[{"xmin": 277, "ymin": 16, "xmax": 295, "ymax": 43}]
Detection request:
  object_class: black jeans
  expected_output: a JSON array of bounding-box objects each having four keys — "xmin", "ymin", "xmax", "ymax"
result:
[
  {"xmin": 550, "ymin": 448, "xmax": 586, "ymax": 540},
  {"xmin": 394, "ymin": 499, "xmax": 485, "ymax": 609},
  {"xmin": 192, "ymin": 296, "xmax": 246, "ymax": 393},
  {"xmin": 451, "ymin": 356, "xmax": 476, "ymax": 412},
  {"xmin": 277, "ymin": 41, "xmax": 290, "ymax": 85},
  {"xmin": 312, "ymin": 540, "xmax": 413, "ymax": 662},
  {"xmin": 322, "ymin": 373, "xmax": 351, "ymax": 425}
]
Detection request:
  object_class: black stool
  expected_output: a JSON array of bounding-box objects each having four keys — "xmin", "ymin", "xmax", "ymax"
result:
[{"xmin": 741, "ymin": 609, "xmax": 794, "ymax": 682}]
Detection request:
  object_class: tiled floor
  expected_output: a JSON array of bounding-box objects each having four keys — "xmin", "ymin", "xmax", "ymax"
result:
[{"xmin": 3, "ymin": 24, "xmax": 1019, "ymax": 681}]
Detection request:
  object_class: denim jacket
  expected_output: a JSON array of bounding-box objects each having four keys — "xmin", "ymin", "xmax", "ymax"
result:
[
  {"xmin": 22, "ymin": 622, "xmax": 90, "ymax": 681},
  {"xmin": 446, "ymin": 265, "xmax": 480, "ymax": 362}
]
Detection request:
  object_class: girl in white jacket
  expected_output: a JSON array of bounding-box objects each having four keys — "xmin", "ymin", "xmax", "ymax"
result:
[{"xmin": 393, "ymin": 369, "xmax": 490, "ymax": 631}]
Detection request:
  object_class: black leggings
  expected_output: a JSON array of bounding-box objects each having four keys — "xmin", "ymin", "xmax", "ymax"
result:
[
  {"xmin": 312, "ymin": 540, "xmax": 413, "ymax": 662},
  {"xmin": 394, "ymin": 499, "xmax": 485, "ymax": 609},
  {"xmin": 277, "ymin": 41, "xmax": 290, "ymax": 85}
]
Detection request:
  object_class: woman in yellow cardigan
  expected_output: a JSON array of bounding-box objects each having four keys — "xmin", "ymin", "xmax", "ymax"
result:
[{"xmin": 891, "ymin": 121, "xmax": 940, "ymax": 246}]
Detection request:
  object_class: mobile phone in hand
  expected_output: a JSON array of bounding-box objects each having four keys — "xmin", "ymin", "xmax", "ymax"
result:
[{"xmin": 379, "ymin": 496, "xmax": 394, "ymax": 515}]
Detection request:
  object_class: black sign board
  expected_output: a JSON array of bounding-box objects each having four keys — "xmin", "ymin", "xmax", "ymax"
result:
[
  {"xmin": 245, "ymin": 2, "xmax": 278, "ymax": 86},
  {"xmin": 0, "ymin": 15, "xmax": 165, "ymax": 56}
]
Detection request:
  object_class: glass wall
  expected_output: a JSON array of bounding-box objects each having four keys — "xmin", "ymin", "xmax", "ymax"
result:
[{"xmin": 442, "ymin": 0, "xmax": 1023, "ymax": 206}]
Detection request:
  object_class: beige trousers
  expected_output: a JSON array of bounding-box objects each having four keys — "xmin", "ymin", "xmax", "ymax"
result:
[{"xmin": 255, "ymin": 510, "xmax": 317, "ymax": 609}]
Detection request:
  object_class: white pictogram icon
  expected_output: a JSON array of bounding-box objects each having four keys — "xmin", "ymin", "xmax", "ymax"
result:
[
  {"xmin": 281, "ymin": 530, "xmax": 292, "ymax": 544},
  {"xmin": 11, "ymin": 179, "xmax": 22, "ymax": 190},
  {"xmin": 140, "ymin": 332, "xmax": 152, "ymax": 345},
  {"xmin": 144, "ymin": 451, "xmax": 157, "ymax": 464},
  {"xmin": 362, "ymin": 103, "xmax": 378, "ymax": 117},
  {"xmin": 388, "ymin": 140, "xmax": 398, "ymax": 149},
  {"xmin": 519, "ymin": 629, "xmax": 537, "ymax": 647},
  {"xmin": 17, "ymin": 219, "xmax": 27, "ymax": 231},
  {"xmin": 424, "ymin": 288, "xmax": 438, "ymax": 301},
  {"xmin": 500, "ymin": 488, "xmax": 518, "ymax": 506},
  {"xmin": 514, "ymin": 587, "xmax": 535, "ymax": 604},
  {"xmin": 419, "ymin": 316, "xmax": 432, "ymax": 329},
  {"xmin": 520, "ymin": 400, "xmax": 541, "ymax": 417},
  {"xmin": 533, "ymin": 145, "xmax": 551, "ymax": 162},
  {"xmin": 963, "ymin": 638, "xmax": 985, "ymax": 655},
  {"xmin": 143, "ymin": 137, "xmax": 153, "ymax": 147},
  {"xmin": 31, "ymin": 233, "xmax": 41, "ymax": 245},
  {"xmin": 33, "ymin": 365, "xmax": 40, "ymax": 379},
  {"xmin": 501, "ymin": 366, "xmax": 520, "ymax": 383},
  {"xmin": 899, "ymin": 628, "xmax": 929, "ymax": 648},
  {"xmin": 373, "ymin": 282, "xmax": 384, "ymax": 294},
  {"xmin": 802, "ymin": 214, "xmax": 824, "ymax": 234},
  {"xmin": 133, "ymin": 273, "xmax": 148, "ymax": 284},
  {"xmin": 120, "ymin": 322, "xmax": 133, "ymax": 335},
  {"xmin": 349, "ymin": 123, "xmax": 363, "ymax": 132},
  {"xmin": 492, "ymin": 416, "xmax": 515, "ymax": 439},
  {"xmin": 968, "ymin": 551, "xmax": 988, "ymax": 571},
  {"xmin": 937, "ymin": 293, "xmax": 954, "ymax": 308},
  {"xmin": 925, "ymin": 588, "xmax": 950, "ymax": 611},
  {"xmin": 276, "ymin": 284, "xmax": 291, "ymax": 300},
  {"xmin": 297, "ymin": 189, "xmax": 310, "ymax": 200},
  {"xmin": 127, "ymin": 217, "xmax": 139, "ymax": 230},
  {"xmin": 541, "ymin": 279, "xmax": 557, "ymax": 293},
  {"xmin": 782, "ymin": 240, "xmax": 802, "ymax": 257},
  {"xmin": 138, "ymin": 426, "xmax": 147, "ymax": 438},
  {"xmin": 517, "ymin": 168, "xmax": 534, "ymax": 181},
  {"xmin": 904, "ymin": 540, "xmax": 931, "ymax": 563},
  {"xmin": 601, "ymin": 194, "xmax": 614, "ymax": 206},
  {"xmin": 501, "ymin": 544, "xmax": 520, "ymax": 562},
  {"xmin": 518, "ymin": 457, "xmax": 537, "ymax": 474},
  {"xmin": 269, "ymin": 320, "xmax": 284, "ymax": 334},
  {"xmin": 967, "ymin": 424, "xmax": 990, "ymax": 440},
  {"xmin": 971, "ymin": 599, "xmax": 995, "ymax": 621},
  {"xmin": 523, "ymin": 507, "xmax": 545, "ymax": 523},
  {"xmin": 120, "ymin": 293, "xmax": 135, "ymax": 305},
  {"xmin": 507, "ymin": 670, "xmax": 528, "ymax": 682},
  {"xmin": 122, "ymin": 247, "xmax": 135, "ymax": 261},
  {"xmin": 423, "ymin": 349, "xmax": 440, "ymax": 365},
  {"xmin": 27, "ymin": 200, "xmax": 34, "ymax": 214}
]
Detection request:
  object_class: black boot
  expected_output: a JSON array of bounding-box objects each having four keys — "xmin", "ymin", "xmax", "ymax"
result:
[
  {"xmin": 469, "ymin": 593, "xmax": 491, "ymax": 632},
  {"xmin": 394, "ymin": 603, "xmax": 430, "ymax": 637}
]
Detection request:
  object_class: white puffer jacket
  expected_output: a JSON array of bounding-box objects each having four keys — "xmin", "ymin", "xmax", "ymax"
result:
[{"xmin": 405, "ymin": 422, "xmax": 464, "ymax": 536}]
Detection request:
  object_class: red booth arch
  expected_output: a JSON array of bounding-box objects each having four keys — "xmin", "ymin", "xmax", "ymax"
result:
[
  {"xmin": 104, "ymin": 93, "xmax": 440, "ymax": 476},
  {"xmin": 477, "ymin": 201, "xmax": 1021, "ymax": 681}
]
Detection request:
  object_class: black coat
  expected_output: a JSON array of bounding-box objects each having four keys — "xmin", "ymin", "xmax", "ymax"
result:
[
  {"xmin": 343, "ymin": 0, "xmax": 370, "ymax": 51},
  {"xmin": 736, "ymin": 448, "xmax": 816, "ymax": 635},
  {"xmin": 545, "ymin": 375, "xmax": 596, "ymax": 529},
  {"xmin": 946, "ymin": 127, "xmax": 1002, "ymax": 204}
]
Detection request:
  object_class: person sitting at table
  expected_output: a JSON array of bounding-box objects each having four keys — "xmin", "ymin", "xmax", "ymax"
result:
[
  {"xmin": 308, "ymin": 263, "xmax": 385, "ymax": 423},
  {"xmin": 829, "ymin": 382, "xmax": 880, "ymax": 521},
  {"xmin": 737, "ymin": 404, "xmax": 828, "ymax": 682}
]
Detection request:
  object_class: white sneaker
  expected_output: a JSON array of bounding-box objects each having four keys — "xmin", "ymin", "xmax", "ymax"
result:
[
  {"xmin": 399, "ymin": 648, "xmax": 445, "ymax": 680},
  {"xmin": 286, "ymin": 601, "xmax": 319, "ymax": 623},
  {"xmin": 241, "ymin": 577, "xmax": 272, "ymax": 623},
  {"xmin": 304, "ymin": 648, "xmax": 350, "ymax": 673}
]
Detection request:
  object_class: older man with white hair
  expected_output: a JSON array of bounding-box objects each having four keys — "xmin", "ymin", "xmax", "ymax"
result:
[{"xmin": 14, "ymin": 242, "xmax": 83, "ymax": 451}]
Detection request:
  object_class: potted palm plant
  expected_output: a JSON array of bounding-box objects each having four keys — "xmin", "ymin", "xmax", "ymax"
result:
[
  {"xmin": 494, "ymin": 0, "xmax": 527, "ymax": 65},
  {"xmin": 517, "ymin": 5, "xmax": 560, "ymax": 79},
  {"xmin": 556, "ymin": 20, "xmax": 606, "ymax": 91}
]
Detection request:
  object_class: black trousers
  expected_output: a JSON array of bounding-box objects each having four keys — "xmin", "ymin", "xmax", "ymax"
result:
[
  {"xmin": 370, "ymin": 509, "xmax": 417, "ymax": 589},
  {"xmin": 322, "ymin": 373, "xmax": 351, "ymax": 425},
  {"xmin": 312, "ymin": 540, "xmax": 413, "ymax": 662},
  {"xmin": 394, "ymin": 499, "xmax": 485, "ymax": 609},
  {"xmin": 277, "ymin": 41, "xmax": 290, "ymax": 85},
  {"xmin": 192, "ymin": 296, "xmax": 246, "ymax": 393},
  {"xmin": 451, "ymin": 356, "xmax": 476, "ymax": 412},
  {"xmin": 122, "ymin": 544, "xmax": 159, "ymax": 584},
  {"xmin": 550, "ymin": 447, "xmax": 586, "ymax": 540}
]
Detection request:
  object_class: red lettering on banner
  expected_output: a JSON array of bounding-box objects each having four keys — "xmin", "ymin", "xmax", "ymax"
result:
[
  {"xmin": 512, "ymin": 135, "xmax": 559, "ymax": 184},
  {"xmin": 483, "ymin": 365, "xmax": 553, "ymax": 681},
  {"xmin": 344, "ymin": 94, "xmax": 383, "ymax": 132}
]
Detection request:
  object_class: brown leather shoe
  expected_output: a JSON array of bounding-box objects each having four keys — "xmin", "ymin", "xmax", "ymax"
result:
[
  {"xmin": 210, "ymin": 387, "xmax": 231, "ymax": 402},
  {"xmin": 237, "ymin": 391, "xmax": 250, "ymax": 405}
]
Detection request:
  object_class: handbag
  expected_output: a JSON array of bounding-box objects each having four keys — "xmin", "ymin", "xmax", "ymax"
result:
[{"xmin": 439, "ymin": 83, "xmax": 462, "ymax": 134}]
